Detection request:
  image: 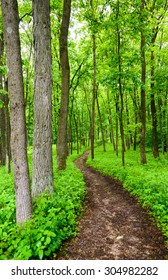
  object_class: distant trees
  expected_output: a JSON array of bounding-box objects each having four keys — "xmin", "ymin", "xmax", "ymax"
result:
[
  {"xmin": 65, "ymin": 0, "xmax": 168, "ymax": 165},
  {"xmin": 1, "ymin": 0, "xmax": 168, "ymax": 223}
]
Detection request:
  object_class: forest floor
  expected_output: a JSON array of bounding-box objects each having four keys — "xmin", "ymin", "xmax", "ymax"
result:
[{"xmin": 57, "ymin": 151, "xmax": 168, "ymax": 260}]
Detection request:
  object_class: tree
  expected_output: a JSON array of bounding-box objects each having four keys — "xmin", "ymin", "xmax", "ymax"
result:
[
  {"xmin": 89, "ymin": 0, "xmax": 98, "ymax": 160},
  {"xmin": 96, "ymin": 90, "xmax": 106, "ymax": 152},
  {"xmin": 91, "ymin": 30, "xmax": 97, "ymax": 159},
  {"xmin": 57, "ymin": 0, "xmax": 71, "ymax": 169},
  {"xmin": 0, "ymin": 31, "xmax": 5, "ymax": 166},
  {"xmin": 140, "ymin": 0, "xmax": 147, "ymax": 164},
  {"xmin": 116, "ymin": 0, "xmax": 125, "ymax": 166},
  {"xmin": 149, "ymin": 0, "xmax": 168, "ymax": 158},
  {"xmin": 1, "ymin": 0, "xmax": 32, "ymax": 224},
  {"xmin": 32, "ymin": 0, "xmax": 54, "ymax": 196}
]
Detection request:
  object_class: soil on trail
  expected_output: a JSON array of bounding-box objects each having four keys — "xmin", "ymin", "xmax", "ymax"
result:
[{"xmin": 57, "ymin": 151, "xmax": 168, "ymax": 260}]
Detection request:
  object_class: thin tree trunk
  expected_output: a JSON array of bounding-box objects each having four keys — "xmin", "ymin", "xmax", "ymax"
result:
[
  {"xmin": 117, "ymin": 0, "xmax": 125, "ymax": 166},
  {"xmin": 83, "ymin": 85, "xmax": 91, "ymax": 148},
  {"xmin": 163, "ymin": 93, "xmax": 167, "ymax": 153},
  {"xmin": 140, "ymin": 0, "xmax": 147, "ymax": 164},
  {"xmin": 57, "ymin": 0, "xmax": 71, "ymax": 169},
  {"xmin": 2, "ymin": 0, "xmax": 32, "ymax": 224},
  {"xmin": 91, "ymin": 33, "xmax": 96, "ymax": 160},
  {"xmin": 107, "ymin": 91, "xmax": 116, "ymax": 151},
  {"xmin": 150, "ymin": 50, "xmax": 159, "ymax": 158},
  {"xmin": 96, "ymin": 92, "xmax": 106, "ymax": 152},
  {"xmin": 115, "ymin": 93, "xmax": 119, "ymax": 157},
  {"xmin": 150, "ymin": 32, "xmax": 159, "ymax": 158},
  {"xmin": 90, "ymin": 0, "xmax": 97, "ymax": 160},
  {"xmin": 0, "ymin": 32, "xmax": 6, "ymax": 166},
  {"xmin": 125, "ymin": 92, "xmax": 131, "ymax": 150},
  {"xmin": 158, "ymin": 96, "xmax": 167, "ymax": 154},
  {"xmin": 73, "ymin": 114, "xmax": 79, "ymax": 154},
  {"xmin": 32, "ymin": 0, "xmax": 53, "ymax": 196},
  {"xmin": 133, "ymin": 87, "xmax": 138, "ymax": 151}
]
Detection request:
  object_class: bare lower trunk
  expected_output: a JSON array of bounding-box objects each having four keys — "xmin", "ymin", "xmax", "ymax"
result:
[{"xmin": 2, "ymin": 0, "xmax": 32, "ymax": 224}]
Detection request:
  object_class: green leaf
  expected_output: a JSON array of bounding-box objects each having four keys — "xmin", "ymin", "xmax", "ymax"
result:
[
  {"xmin": 45, "ymin": 236, "xmax": 51, "ymax": 245},
  {"xmin": 38, "ymin": 250, "xmax": 43, "ymax": 260}
]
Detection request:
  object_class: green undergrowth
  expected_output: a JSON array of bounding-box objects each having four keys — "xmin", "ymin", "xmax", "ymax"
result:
[
  {"xmin": 0, "ymin": 149, "xmax": 86, "ymax": 260},
  {"xmin": 87, "ymin": 144, "xmax": 168, "ymax": 240}
]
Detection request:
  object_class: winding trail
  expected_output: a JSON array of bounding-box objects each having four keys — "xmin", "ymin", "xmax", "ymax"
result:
[{"xmin": 57, "ymin": 151, "xmax": 168, "ymax": 260}]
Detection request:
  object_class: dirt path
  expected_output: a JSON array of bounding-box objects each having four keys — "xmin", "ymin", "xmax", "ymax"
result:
[{"xmin": 57, "ymin": 151, "xmax": 168, "ymax": 260}]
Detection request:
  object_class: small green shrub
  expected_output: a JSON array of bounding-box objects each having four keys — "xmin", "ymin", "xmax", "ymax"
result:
[{"xmin": 0, "ymin": 153, "xmax": 85, "ymax": 260}]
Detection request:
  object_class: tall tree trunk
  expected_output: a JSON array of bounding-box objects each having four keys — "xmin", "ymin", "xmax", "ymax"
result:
[
  {"xmin": 73, "ymin": 114, "xmax": 79, "ymax": 154},
  {"xmin": 117, "ymin": 0, "xmax": 125, "ymax": 166},
  {"xmin": 2, "ymin": 0, "xmax": 32, "ymax": 224},
  {"xmin": 57, "ymin": 0, "xmax": 71, "ymax": 169},
  {"xmin": 163, "ymin": 93, "xmax": 167, "ymax": 153},
  {"xmin": 158, "ymin": 31, "xmax": 166, "ymax": 154},
  {"xmin": 32, "ymin": 0, "xmax": 53, "ymax": 196},
  {"xmin": 158, "ymin": 96, "xmax": 167, "ymax": 154},
  {"xmin": 109, "ymin": 120, "xmax": 115, "ymax": 149},
  {"xmin": 90, "ymin": 0, "xmax": 97, "ymax": 160},
  {"xmin": 83, "ymin": 85, "xmax": 91, "ymax": 147},
  {"xmin": 107, "ymin": 90, "xmax": 116, "ymax": 151},
  {"xmin": 140, "ymin": 0, "xmax": 147, "ymax": 164},
  {"xmin": 0, "ymin": 32, "xmax": 6, "ymax": 166},
  {"xmin": 125, "ymin": 92, "xmax": 131, "ymax": 150},
  {"xmin": 133, "ymin": 87, "xmax": 138, "ymax": 151},
  {"xmin": 91, "ymin": 33, "xmax": 96, "ymax": 160},
  {"xmin": 150, "ymin": 48, "xmax": 159, "ymax": 158},
  {"xmin": 150, "ymin": 31, "xmax": 159, "ymax": 158}
]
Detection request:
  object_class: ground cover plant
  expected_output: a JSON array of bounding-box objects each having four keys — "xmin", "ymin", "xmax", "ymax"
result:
[
  {"xmin": 0, "ymin": 150, "xmax": 86, "ymax": 260},
  {"xmin": 87, "ymin": 144, "xmax": 168, "ymax": 240}
]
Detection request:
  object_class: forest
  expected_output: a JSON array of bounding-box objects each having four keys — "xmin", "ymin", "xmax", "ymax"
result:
[{"xmin": 0, "ymin": 0, "xmax": 168, "ymax": 260}]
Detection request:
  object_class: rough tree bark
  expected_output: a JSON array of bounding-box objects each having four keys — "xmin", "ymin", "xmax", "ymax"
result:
[
  {"xmin": 32, "ymin": 0, "xmax": 53, "ymax": 196},
  {"xmin": 4, "ymin": 80, "xmax": 11, "ymax": 174},
  {"xmin": 0, "ymin": 32, "xmax": 6, "ymax": 166},
  {"xmin": 1, "ymin": 0, "xmax": 32, "ymax": 224},
  {"xmin": 57, "ymin": 0, "xmax": 71, "ymax": 169}
]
